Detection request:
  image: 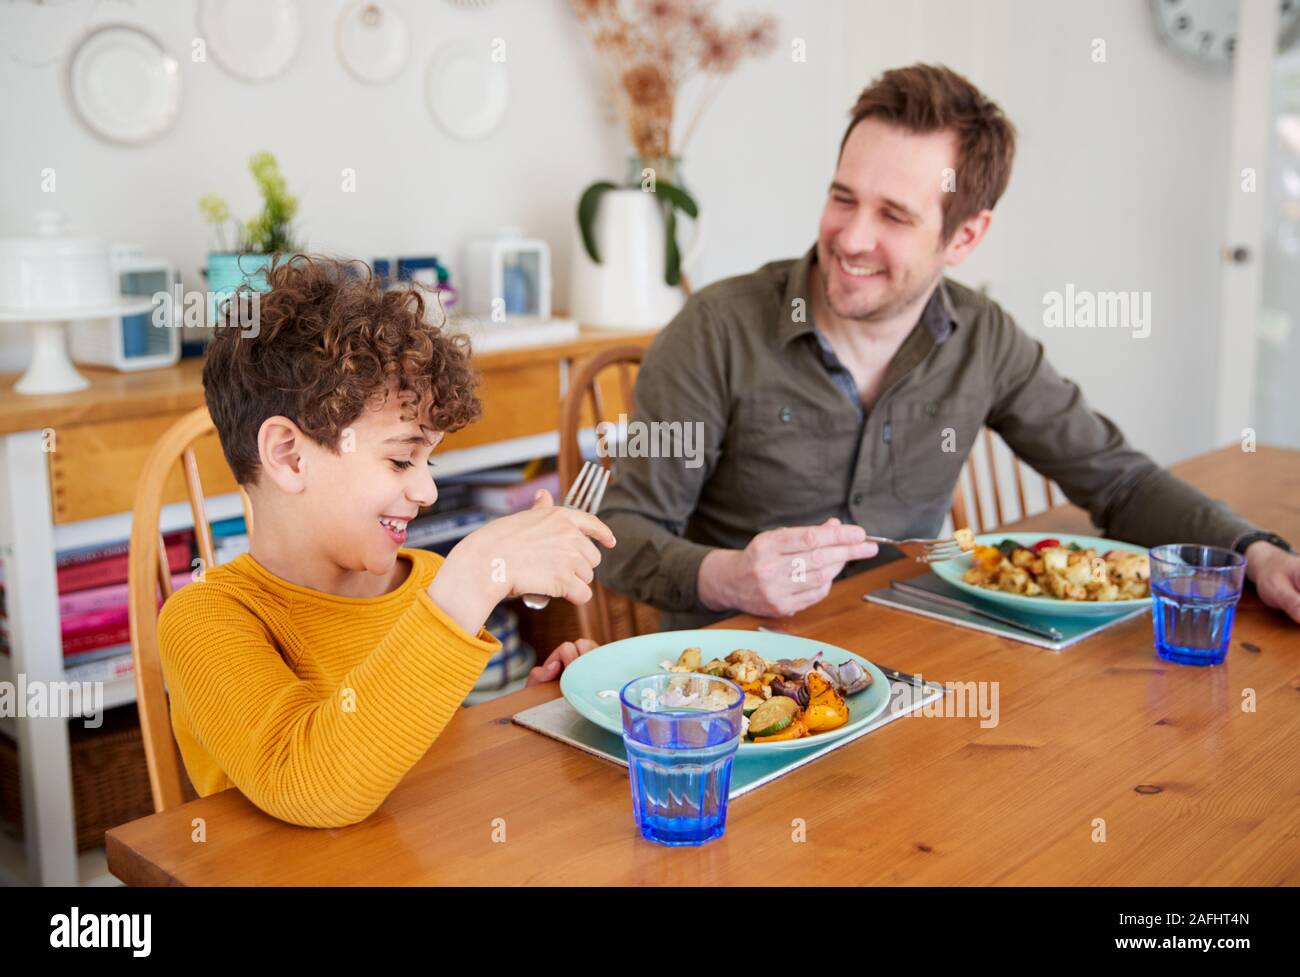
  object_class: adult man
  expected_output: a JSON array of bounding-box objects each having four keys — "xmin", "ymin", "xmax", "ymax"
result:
[{"xmin": 596, "ymin": 63, "xmax": 1300, "ymax": 630}]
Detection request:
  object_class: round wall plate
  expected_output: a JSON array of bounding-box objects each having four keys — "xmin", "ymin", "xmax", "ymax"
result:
[
  {"xmin": 425, "ymin": 38, "xmax": 508, "ymax": 140},
  {"xmin": 336, "ymin": 0, "xmax": 410, "ymax": 84},
  {"xmin": 67, "ymin": 23, "xmax": 181, "ymax": 145},
  {"xmin": 199, "ymin": 0, "xmax": 301, "ymax": 82}
]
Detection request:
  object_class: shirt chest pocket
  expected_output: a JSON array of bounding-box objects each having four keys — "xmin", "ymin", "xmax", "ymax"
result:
[
  {"xmin": 887, "ymin": 394, "xmax": 987, "ymax": 506},
  {"xmin": 731, "ymin": 394, "xmax": 841, "ymax": 524}
]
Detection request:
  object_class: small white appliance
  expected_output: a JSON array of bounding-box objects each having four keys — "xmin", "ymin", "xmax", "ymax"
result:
[
  {"xmin": 463, "ymin": 230, "xmax": 551, "ymax": 320},
  {"xmin": 69, "ymin": 245, "xmax": 179, "ymax": 372}
]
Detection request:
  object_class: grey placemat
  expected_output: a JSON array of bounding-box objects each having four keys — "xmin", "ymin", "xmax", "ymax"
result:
[
  {"xmin": 513, "ymin": 678, "xmax": 946, "ymax": 799},
  {"xmin": 865, "ymin": 574, "xmax": 1148, "ymax": 651}
]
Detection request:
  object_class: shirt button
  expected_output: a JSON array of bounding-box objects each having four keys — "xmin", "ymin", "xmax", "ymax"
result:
[
  {"xmin": 851, "ymin": 492, "xmax": 864, "ymax": 506},
  {"xmin": 925, "ymin": 401, "xmax": 939, "ymax": 417},
  {"xmin": 778, "ymin": 406, "xmax": 793, "ymax": 423}
]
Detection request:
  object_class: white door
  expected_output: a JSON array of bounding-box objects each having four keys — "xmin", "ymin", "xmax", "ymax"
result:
[
  {"xmin": 1216, "ymin": 1, "xmax": 1300, "ymax": 448},
  {"xmin": 1252, "ymin": 45, "xmax": 1300, "ymax": 447}
]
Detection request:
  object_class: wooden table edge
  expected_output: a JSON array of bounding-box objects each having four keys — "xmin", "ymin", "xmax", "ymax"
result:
[{"xmin": 106, "ymin": 830, "xmax": 185, "ymax": 886}]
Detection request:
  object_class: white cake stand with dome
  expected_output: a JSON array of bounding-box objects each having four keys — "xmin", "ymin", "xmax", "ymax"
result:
[
  {"xmin": 0, "ymin": 298, "xmax": 155, "ymax": 394},
  {"xmin": 0, "ymin": 211, "xmax": 157, "ymax": 394}
]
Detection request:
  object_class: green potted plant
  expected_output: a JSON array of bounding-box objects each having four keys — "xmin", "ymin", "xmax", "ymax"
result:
[{"xmin": 199, "ymin": 151, "xmax": 301, "ymax": 323}]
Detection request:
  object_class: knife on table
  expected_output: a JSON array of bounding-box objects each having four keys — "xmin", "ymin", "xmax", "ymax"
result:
[{"xmin": 882, "ymin": 580, "xmax": 1065, "ymax": 642}]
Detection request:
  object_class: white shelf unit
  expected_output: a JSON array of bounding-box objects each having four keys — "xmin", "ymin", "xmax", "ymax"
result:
[{"xmin": 0, "ymin": 427, "xmax": 581, "ymax": 885}]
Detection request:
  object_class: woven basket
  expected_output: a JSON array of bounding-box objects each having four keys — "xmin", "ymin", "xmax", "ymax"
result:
[{"xmin": 0, "ymin": 705, "xmax": 191, "ymax": 853}]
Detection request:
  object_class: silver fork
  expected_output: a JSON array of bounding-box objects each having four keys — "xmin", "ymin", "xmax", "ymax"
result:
[
  {"xmin": 862, "ymin": 534, "xmax": 967, "ymax": 563},
  {"xmin": 520, "ymin": 460, "xmax": 611, "ymax": 611}
]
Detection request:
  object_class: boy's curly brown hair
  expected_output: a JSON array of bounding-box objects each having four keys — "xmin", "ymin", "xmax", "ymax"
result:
[{"xmin": 203, "ymin": 254, "xmax": 482, "ymax": 485}]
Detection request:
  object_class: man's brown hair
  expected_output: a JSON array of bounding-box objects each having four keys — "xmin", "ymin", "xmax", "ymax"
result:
[
  {"xmin": 841, "ymin": 63, "xmax": 1016, "ymax": 240},
  {"xmin": 203, "ymin": 254, "xmax": 481, "ymax": 485}
]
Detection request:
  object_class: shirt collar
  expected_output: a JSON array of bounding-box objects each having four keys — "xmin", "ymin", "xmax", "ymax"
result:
[{"xmin": 780, "ymin": 243, "xmax": 959, "ymax": 346}]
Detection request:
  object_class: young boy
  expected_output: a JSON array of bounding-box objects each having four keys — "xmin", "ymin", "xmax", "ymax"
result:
[{"xmin": 158, "ymin": 255, "xmax": 614, "ymax": 828}]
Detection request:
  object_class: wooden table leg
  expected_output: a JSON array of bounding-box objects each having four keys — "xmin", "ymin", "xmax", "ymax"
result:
[{"xmin": 0, "ymin": 429, "xmax": 78, "ymax": 884}]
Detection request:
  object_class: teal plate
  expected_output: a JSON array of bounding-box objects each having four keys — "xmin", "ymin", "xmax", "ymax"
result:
[
  {"xmin": 929, "ymin": 531, "xmax": 1152, "ymax": 618},
  {"xmin": 560, "ymin": 628, "xmax": 890, "ymax": 755}
]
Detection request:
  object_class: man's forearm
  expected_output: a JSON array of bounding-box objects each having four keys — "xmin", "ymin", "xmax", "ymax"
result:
[{"xmin": 1100, "ymin": 465, "xmax": 1256, "ymax": 551}]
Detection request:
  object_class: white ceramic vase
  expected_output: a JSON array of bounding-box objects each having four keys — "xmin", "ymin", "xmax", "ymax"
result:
[{"xmin": 569, "ymin": 188, "xmax": 704, "ymax": 330}]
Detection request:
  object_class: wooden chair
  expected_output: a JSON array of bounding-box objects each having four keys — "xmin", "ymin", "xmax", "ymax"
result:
[
  {"xmin": 557, "ymin": 345, "xmax": 661, "ymax": 645},
  {"xmin": 127, "ymin": 405, "xmax": 254, "ymax": 814},
  {"xmin": 950, "ymin": 428, "xmax": 1067, "ymax": 534}
]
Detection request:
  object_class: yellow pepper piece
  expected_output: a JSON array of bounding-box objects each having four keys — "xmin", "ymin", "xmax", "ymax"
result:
[{"xmin": 802, "ymin": 671, "xmax": 849, "ymax": 732}]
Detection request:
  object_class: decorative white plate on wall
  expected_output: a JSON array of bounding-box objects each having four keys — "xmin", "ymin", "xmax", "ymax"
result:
[
  {"xmin": 67, "ymin": 23, "xmax": 181, "ymax": 145},
  {"xmin": 424, "ymin": 38, "xmax": 508, "ymax": 140},
  {"xmin": 199, "ymin": 0, "xmax": 301, "ymax": 82},
  {"xmin": 336, "ymin": 0, "xmax": 409, "ymax": 84}
]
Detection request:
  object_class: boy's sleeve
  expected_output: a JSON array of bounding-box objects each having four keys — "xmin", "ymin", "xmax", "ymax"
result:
[{"xmin": 157, "ymin": 582, "xmax": 501, "ymax": 828}]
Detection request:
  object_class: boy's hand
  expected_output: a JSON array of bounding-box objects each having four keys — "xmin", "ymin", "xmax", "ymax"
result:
[
  {"xmin": 526, "ymin": 638, "xmax": 599, "ymax": 686},
  {"xmin": 428, "ymin": 488, "xmax": 616, "ymax": 638},
  {"xmin": 485, "ymin": 488, "xmax": 616, "ymax": 602}
]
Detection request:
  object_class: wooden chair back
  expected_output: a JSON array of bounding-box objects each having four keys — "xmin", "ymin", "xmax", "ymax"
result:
[
  {"xmin": 127, "ymin": 406, "xmax": 254, "ymax": 813},
  {"xmin": 950, "ymin": 428, "xmax": 1067, "ymax": 533},
  {"xmin": 557, "ymin": 345, "xmax": 660, "ymax": 644}
]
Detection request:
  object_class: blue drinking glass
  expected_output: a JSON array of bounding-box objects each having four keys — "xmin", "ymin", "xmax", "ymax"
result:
[
  {"xmin": 1149, "ymin": 544, "xmax": 1247, "ymax": 666},
  {"xmin": 619, "ymin": 673, "xmax": 744, "ymax": 847}
]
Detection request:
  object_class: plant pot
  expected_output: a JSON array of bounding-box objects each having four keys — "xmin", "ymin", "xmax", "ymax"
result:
[{"xmin": 205, "ymin": 251, "xmax": 273, "ymax": 323}]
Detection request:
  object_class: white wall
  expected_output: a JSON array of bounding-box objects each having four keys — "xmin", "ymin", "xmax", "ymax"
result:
[{"xmin": 1, "ymin": 0, "xmax": 1235, "ymax": 466}]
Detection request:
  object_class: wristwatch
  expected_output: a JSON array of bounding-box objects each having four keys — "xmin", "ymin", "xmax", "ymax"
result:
[{"xmin": 1232, "ymin": 531, "xmax": 1294, "ymax": 557}]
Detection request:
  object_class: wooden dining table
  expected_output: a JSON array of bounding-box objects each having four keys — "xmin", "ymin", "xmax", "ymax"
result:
[{"xmin": 106, "ymin": 444, "xmax": 1300, "ymax": 885}]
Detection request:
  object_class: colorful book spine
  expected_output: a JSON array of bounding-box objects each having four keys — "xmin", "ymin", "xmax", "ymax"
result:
[
  {"xmin": 62, "ymin": 623, "xmax": 130, "ymax": 656},
  {"xmin": 57, "ymin": 536, "xmax": 192, "ymax": 594},
  {"xmin": 55, "ymin": 529, "xmax": 192, "ymax": 569},
  {"xmin": 404, "ymin": 509, "xmax": 489, "ymax": 548},
  {"xmin": 64, "ymin": 648, "xmax": 135, "ymax": 683},
  {"xmin": 61, "ymin": 604, "xmax": 129, "ymax": 638},
  {"xmin": 57, "ymin": 572, "xmax": 192, "ymax": 617},
  {"xmin": 472, "ymin": 473, "xmax": 561, "ymax": 514}
]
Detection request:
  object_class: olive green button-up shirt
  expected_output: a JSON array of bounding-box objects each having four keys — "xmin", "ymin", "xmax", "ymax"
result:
[{"xmin": 596, "ymin": 245, "xmax": 1257, "ymax": 630}]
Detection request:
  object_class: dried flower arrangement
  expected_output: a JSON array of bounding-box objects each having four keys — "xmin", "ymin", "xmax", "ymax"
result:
[{"xmin": 572, "ymin": 0, "xmax": 777, "ymax": 285}]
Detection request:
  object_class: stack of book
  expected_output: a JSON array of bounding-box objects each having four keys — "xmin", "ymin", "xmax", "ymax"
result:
[
  {"xmin": 437, "ymin": 460, "xmax": 561, "ymax": 518},
  {"xmin": 0, "ymin": 529, "xmax": 194, "ymax": 683},
  {"xmin": 470, "ymin": 469, "xmax": 561, "ymax": 516},
  {"xmin": 210, "ymin": 516, "xmax": 250, "ymax": 565},
  {"xmin": 404, "ymin": 508, "xmax": 490, "ymax": 554}
]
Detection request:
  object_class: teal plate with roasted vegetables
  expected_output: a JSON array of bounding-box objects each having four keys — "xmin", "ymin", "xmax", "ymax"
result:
[
  {"xmin": 560, "ymin": 629, "xmax": 890, "ymax": 755},
  {"xmin": 930, "ymin": 531, "xmax": 1152, "ymax": 618}
]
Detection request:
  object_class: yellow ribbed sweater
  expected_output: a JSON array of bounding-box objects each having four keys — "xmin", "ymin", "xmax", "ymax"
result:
[{"xmin": 156, "ymin": 548, "xmax": 501, "ymax": 828}]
